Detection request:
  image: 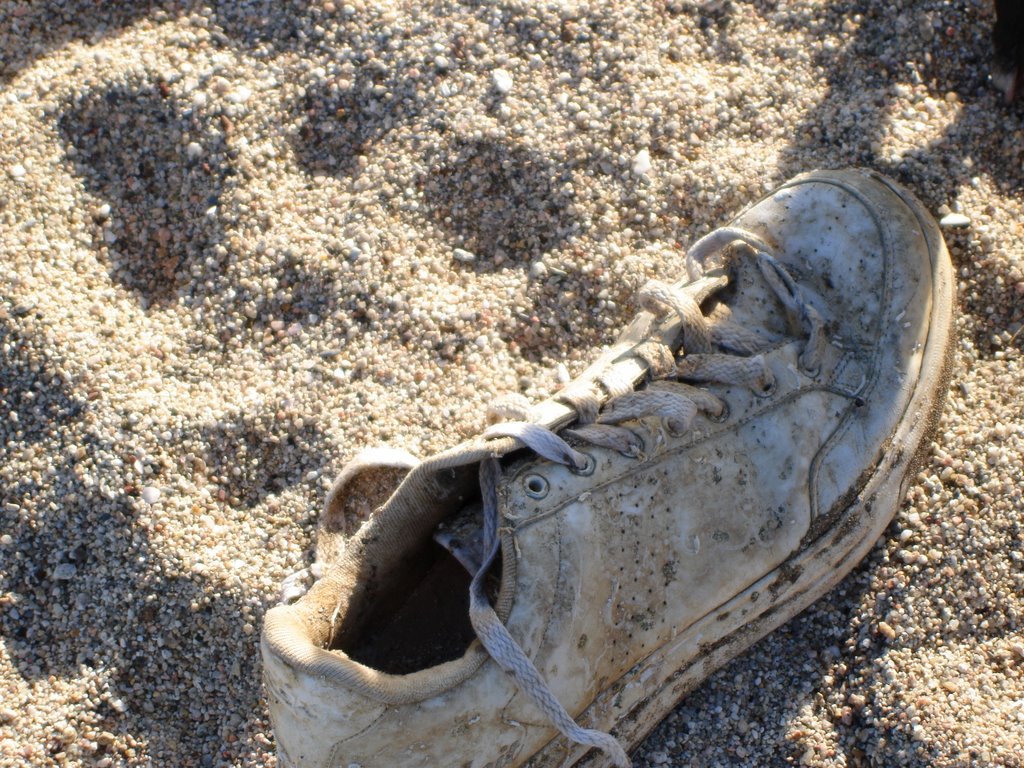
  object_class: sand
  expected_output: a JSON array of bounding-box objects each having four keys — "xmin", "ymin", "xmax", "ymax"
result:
[{"xmin": 1, "ymin": 0, "xmax": 1022, "ymax": 765}]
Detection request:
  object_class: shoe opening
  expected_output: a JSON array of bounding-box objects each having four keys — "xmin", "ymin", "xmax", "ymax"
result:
[{"xmin": 329, "ymin": 484, "xmax": 501, "ymax": 675}]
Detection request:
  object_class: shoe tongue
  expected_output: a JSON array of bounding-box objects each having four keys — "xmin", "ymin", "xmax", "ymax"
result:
[
  {"xmin": 705, "ymin": 243, "xmax": 801, "ymax": 340},
  {"xmin": 433, "ymin": 502, "xmax": 485, "ymax": 575}
]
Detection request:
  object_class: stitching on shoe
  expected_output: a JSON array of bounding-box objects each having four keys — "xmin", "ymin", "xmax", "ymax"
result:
[
  {"xmin": 803, "ymin": 177, "xmax": 893, "ymax": 522},
  {"xmin": 326, "ymin": 708, "xmax": 388, "ymax": 761}
]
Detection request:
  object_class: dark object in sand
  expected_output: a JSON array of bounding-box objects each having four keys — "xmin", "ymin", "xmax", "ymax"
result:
[{"xmin": 993, "ymin": 0, "xmax": 1023, "ymax": 102}]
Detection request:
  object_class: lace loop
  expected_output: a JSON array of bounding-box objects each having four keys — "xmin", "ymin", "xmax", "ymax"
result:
[
  {"xmin": 556, "ymin": 382, "xmax": 601, "ymax": 425},
  {"xmin": 565, "ymin": 424, "xmax": 645, "ymax": 458},
  {"xmin": 675, "ymin": 352, "xmax": 775, "ymax": 392},
  {"xmin": 486, "ymin": 393, "xmax": 533, "ymax": 424},
  {"xmin": 755, "ymin": 251, "xmax": 827, "ymax": 373},
  {"xmin": 482, "ymin": 422, "xmax": 589, "ymax": 472},
  {"xmin": 599, "ymin": 390, "xmax": 698, "ymax": 437},
  {"xmin": 639, "ymin": 279, "xmax": 713, "ymax": 354}
]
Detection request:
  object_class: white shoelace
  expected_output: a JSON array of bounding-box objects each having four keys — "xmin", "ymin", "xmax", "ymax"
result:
[{"xmin": 468, "ymin": 231, "xmax": 825, "ymax": 766}]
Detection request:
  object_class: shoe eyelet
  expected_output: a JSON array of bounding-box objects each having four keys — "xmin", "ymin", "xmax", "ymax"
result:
[
  {"xmin": 755, "ymin": 377, "xmax": 777, "ymax": 398},
  {"xmin": 801, "ymin": 365, "xmax": 820, "ymax": 378},
  {"xmin": 708, "ymin": 400, "xmax": 730, "ymax": 423},
  {"xmin": 664, "ymin": 418, "xmax": 687, "ymax": 438},
  {"xmin": 623, "ymin": 437, "xmax": 646, "ymax": 459},
  {"xmin": 570, "ymin": 452, "xmax": 596, "ymax": 476},
  {"xmin": 524, "ymin": 474, "xmax": 549, "ymax": 499}
]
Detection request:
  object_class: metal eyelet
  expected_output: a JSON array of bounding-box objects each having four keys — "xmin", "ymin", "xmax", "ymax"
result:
[
  {"xmin": 799, "ymin": 356, "xmax": 820, "ymax": 378},
  {"xmin": 707, "ymin": 399, "xmax": 730, "ymax": 423},
  {"xmin": 664, "ymin": 418, "xmax": 687, "ymax": 438},
  {"xmin": 623, "ymin": 436, "xmax": 646, "ymax": 459},
  {"xmin": 755, "ymin": 376, "xmax": 777, "ymax": 398},
  {"xmin": 523, "ymin": 474, "xmax": 549, "ymax": 499},
  {"xmin": 570, "ymin": 452, "xmax": 596, "ymax": 476}
]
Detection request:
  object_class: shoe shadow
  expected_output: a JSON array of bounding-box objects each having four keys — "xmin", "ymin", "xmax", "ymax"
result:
[{"xmin": 773, "ymin": 1, "xmax": 1019, "ymax": 186}]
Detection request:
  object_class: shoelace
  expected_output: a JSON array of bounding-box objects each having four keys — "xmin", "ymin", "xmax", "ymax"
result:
[{"xmin": 468, "ymin": 230, "xmax": 825, "ymax": 767}]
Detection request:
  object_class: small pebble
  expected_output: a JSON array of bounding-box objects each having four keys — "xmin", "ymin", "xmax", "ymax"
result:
[
  {"xmin": 631, "ymin": 149, "xmax": 652, "ymax": 176},
  {"xmin": 141, "ymin": 486, "xmax": 161, "ymax": 504},
  {"xmin": 52, "ymin": 563, "xmax": 77, "ymax": 580},
  {"xmin": 227, "ymin": 85, "xmax": 252, "ymax": 104},
  {"xmin": 453, "ymin": 248, "xmax": 476, "ymax": 263},
  {"xmin": 492, "ymin": 68, "xmax": 513, "ymax": 94},
  {"xmin": 940, "ymin": 213, "xmax": 970, "ymax": 228},
  {"xmin": 9, "ymin": 163, "xmax": 26, "ymax": 178}
]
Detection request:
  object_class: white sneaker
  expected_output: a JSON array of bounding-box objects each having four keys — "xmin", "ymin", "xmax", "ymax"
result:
[{"xmin": 261, "ymin": 169, "xmax": 955, "ymax": 767}]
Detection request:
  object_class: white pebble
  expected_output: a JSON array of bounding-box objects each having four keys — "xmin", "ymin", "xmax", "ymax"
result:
[
  {"xmin": 9, "ymin": 164, "xmax": 26, "ymax": 179},
  {"xmin": 939, "ymin": 213, "xmax": 970, "ymax": 228},
  {"xmin": 530, "ymin": 261, "xmax": 548, "ymax": 279},
  {"xmin": 492, "ymin": 68, "xmax": 513, "ymax": 94},
  {"xmin": 453, "ymin": 248, "xmax": 476, "ymax": 263},
  {"xmin": 227, "ymin": 85, "xmax": 252, "ymax": 104},
  {"xmin": 631, "ymin": 149, "xmax": 652, "ymax": 176},
  {"xmin": 141, "ymin": 486, "xmax": 161, "ymax": 504},
  {"xmin": 186, "ymin": 142, "xmax": 203, "ymax": 159}
]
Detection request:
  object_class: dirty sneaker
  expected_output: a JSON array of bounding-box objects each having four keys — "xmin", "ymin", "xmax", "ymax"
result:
[{"xmin": 261, "ymin": 169, "xmax": 954, "ymax": 767}]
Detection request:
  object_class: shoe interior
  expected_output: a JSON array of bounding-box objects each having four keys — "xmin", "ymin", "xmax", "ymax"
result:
[
  {"xmin": 340, "ymin": 537, "xmax": 478, "ymax": 674},
  {"xmin": 328, "ymin": 469, "xmax": 499, "ymax": 674}
]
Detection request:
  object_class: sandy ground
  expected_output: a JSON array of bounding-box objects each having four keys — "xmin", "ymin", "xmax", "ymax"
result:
[{"xmin": 1, "ymin": 0, "xmax": 1022, "ymax": 765}]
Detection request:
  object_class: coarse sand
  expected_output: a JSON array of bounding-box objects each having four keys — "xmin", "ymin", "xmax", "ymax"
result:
[{"xmin": 1, "ymin": 1, "xmax": 1022, "ymax": 766}]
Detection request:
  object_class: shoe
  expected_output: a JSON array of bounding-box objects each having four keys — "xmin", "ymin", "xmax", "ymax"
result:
[{"xmin": 260, "ymin": 169, "xmax": 955, "ymax": 767}]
